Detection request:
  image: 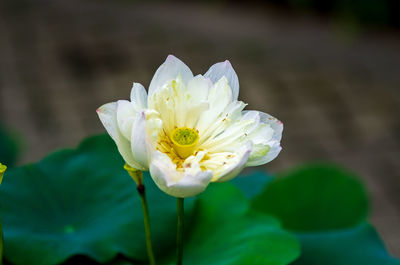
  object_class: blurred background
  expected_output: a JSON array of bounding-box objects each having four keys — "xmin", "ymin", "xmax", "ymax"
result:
[{"xmin": 0, "ymin": 0, "xmax": 399, "ymax": 257}]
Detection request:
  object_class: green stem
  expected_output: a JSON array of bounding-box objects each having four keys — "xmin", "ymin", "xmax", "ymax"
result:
[
  {"xmin": 176, "ymin": 198, "xmax": 184, "ymax": 265},
  {"xmin": 0, "ymin": 215, "xmax": 3, "ymax": 265},
  {"xmin": 137, "ymin": 185, "xmax": 156, "ymax": 265}
]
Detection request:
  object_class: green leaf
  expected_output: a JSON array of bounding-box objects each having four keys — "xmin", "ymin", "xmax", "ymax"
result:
[
  {"xmin": 61, "ymin": 255, "xmax": 140, "ymax": 265},
  {"xmin": 292, "ymin": 223, "xmax": 400, "ymax": 265},
  {"xmin": 0, "ymin": 134, "xmax": 194, "ymax": 265},
  {"xmin": 58, "ymin": 178, "xmax": 300, "ymax": 265},
  {"xmin": 252, "ymin": 164, "xmax": 369, "ymax": 231},
  {"xmin": 232, "ymin": 170, "xmax": 274, "ymax": 198},
  {"xmin": 0, "ymin": 124, "xmax": 20, "ymax": 167},
  {"xmin": 251, "ymin": 164, "xmax": 400, "ymax": 265},
  {"xmin": 179, "ymin": 183, "xmax": 300, "ymax": 265}
]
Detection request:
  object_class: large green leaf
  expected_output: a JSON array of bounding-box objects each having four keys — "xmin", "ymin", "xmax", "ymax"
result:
[
  {"xmin": 232, "ymin": 170, "xmax": 274, "ymax": 199},
  {"xmin": 252, "ymin": 164, "xmax": 369, "ymax": 231},
  {"xmin": 61, "ymin": 255, "xmax": 139, "ymax": 265},
  {"xmin": 178, "ymin": 183, "xmax": 300, "ymax": 265},
  {"xmin": 251, "ymin": 164, "xmax": 400, "ymax": 265},
  {"xmin": 0, "ymin": 134, "xmax": 194, "ymax": 265},
  {"xmin": 293, "ymin": 223, "xmax": 400, "ymax": 265},
  {"xmin": 59, "ymin": 180, "xmax": 300, "ymax": 265}
]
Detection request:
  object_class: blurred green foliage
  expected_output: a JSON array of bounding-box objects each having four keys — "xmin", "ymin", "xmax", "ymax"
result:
[
  {"xmin": 0, "ymin": 133, "xmax": 398, "ymax": 265},
  {"xmin": 0, "ymin": 124, "xmax": 20, "ymax": 167},
  {"xmin": 252, "ymin": 164, "xmax": 400, "ymax": 265},
  {"xmin": 0, "ymin": 135, "xmax": 195, "ymax": 265},
  {"xmin": 180, "ymin": 184, "xmax": 300, "ymax": 265},
  {"xmin": 0, "ymin": 135, "xmax": 299, "ymax": 265},
  {"xmin": 252, "ymin": 164, "xmax": 369, "ymax": 231},
  {"xmin": 292, "ymin": 223, "xmax": 400, "ymax": 265}
]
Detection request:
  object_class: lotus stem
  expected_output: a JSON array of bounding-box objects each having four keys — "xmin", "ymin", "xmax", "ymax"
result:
[
  {"xmin": 137, "ymin": 184, "xmax": 157, "ymax": 265},
  {"xmin": 0, "ymin": 216, "xmax": 3, "ymax": 265},
  {"xmin": 0, "ymin": 163, "xmax": 6, "ymax": 265},
  {"xmin": 124, "ymin": 165, "xmax": 156, "ymax": 265},
  {"xmin": 176, "ymin": 198, "xmax": 184, "ymax": 265}
]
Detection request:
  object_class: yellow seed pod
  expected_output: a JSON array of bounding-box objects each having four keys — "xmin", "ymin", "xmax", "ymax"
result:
[{"xmin": 171, "ymin": 127, "xmax": 199, "ymax": 159}]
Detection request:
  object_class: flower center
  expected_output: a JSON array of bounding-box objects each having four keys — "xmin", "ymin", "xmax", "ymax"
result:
[{"xmin": 171, "ymin": 127, "xmax": 199, "ymax": 159}]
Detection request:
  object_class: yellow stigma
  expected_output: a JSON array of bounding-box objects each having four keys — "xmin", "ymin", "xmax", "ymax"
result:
[
  {"xmin": 0, "ymin": 163, "xmax": 7, "ymax": 185},
  {"xmin": 171, "ymin": 127, "xmax": 199, "ymax": 159}
]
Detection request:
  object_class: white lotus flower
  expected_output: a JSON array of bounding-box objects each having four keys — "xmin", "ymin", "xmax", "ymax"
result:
[{"xmin": 97, "ymin": 55, "xmax": 283, "ymax": 198}]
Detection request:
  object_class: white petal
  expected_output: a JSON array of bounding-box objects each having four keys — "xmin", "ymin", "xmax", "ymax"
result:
[
  {"xmin": 148, "ymin": 76, "xmax": 185, "ymax": 133},
  {"xmin": 143, "ymin": 109, "xmax": 163, "ymax": 148},
  {"xmin": 116, "ymin": 100, "xmax": 137, "ymax": 140},
  {"xmin": 201, "ymin": 106, "xmax": 256, "ymax": 153},
  {"xmin": 148, "ymin": 55, "xmax": 193, "ymax": 98},
  {"xmin": 207, "ymin": 141, "xmax": 253, "ymax": 183},
  {"xmin": 205, "ymin": 60, "xmax": 239, "ymax": 100},
  {"xmin": 246, "ymin": 142, "xmax": 282, "ymax": 166},
  {"xmin": 184, "ymin": 101, "xmax": 209, "ymax": 129},
  {"xmin": 244, "ymin": 110, "xmax": 283, "ymax": 166},
  {"xmin": 130, "ymin": 83, "xmax": 148, "ymax": 109},
  {"xmin": 97, "ymin": 102, "xmax": 119, "ymax": 140},
  {"xmin": 183, "ymin": 75, "xmax": 212, "ymax": 128},
  {"xmin": 97, "ymin": 102, "xmax": 145, "ymax": 170},
  {"xmin": 149, "ymin": 151, "xmax": 213, "ymax": 198},
  {"xmin": 258, "ymin": 111, "xmax": 283, "ymax": 142},
  {"xmin": 199, "ymin": 100, "xmax": 246, "ymax": 147},
  {"xmin": 130, "ymin": 110, "xmax": 158, "ymax": 171},
  {"xmin": 186, "ymin": 75, "xmax": 211, "ymax": 103},
  {"xmin": 196, "ymin": 77, "xmax": 233, "ymax": 135}
]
